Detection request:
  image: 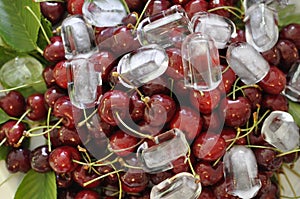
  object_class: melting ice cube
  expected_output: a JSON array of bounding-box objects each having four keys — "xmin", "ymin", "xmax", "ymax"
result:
[
  {"xmin": 191, "ymin": 12, "xmax": 236, "ymax": 49},
  {"xmin": 244, "ymin": 3, "xmax": 279, "ymax": 52},
  {"xmin": 226, "ymin": 42, "xmax": 270, "ymax": 85},
  {"xmin": 261, "ymin": 111, "xmax": 300, "ymax": 152},
  {"xmin": 82, "ymin": 0, "xmax": 126, "ymax": 27},
  {"xmin": 181, "ymin": 32, "xmax": 222, "ymax": 91},
  {"xmin": 223, "ymin": 145, "xmax": 262, "ymax": 199},
  {"xmin": 137, "ymin": 5, "xmax": 192, "ymax": 48},
  {"xmin": 61, "ymin": 15, "xmax": 97, "ymax": 59},
  {"xmin": 66, "ymin": 58, "xmax": 102, "ymax": 109},
  {"xmin": 136, "ymin": 128, "xmax": 189, "ymax": 173},
  {"xmin": 117, "ymin": 44, "xmax": 168, "ymax": 88},
  {"xmin": 150, "ymin": 172, "xmax": 202, "ymax": 199},
  {"xmin": 283, "ymin": 61, "xmax": 300, "ymax": 102}
]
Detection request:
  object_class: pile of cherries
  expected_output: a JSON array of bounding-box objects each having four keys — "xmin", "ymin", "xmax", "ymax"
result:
[{"xmin": 1, "ymin": 0, "xmax": 300, "ymax": 198}]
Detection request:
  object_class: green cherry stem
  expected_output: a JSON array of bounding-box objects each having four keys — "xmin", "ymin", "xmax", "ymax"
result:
[
  {"xmin": 227, "ymin": 84, "xmax": 261, "ymax": 97},
  {"xmin": 83, "ymin": 170, "xmax": 123, "ymax": 187},
  {"xmin": 120, "ymin": 0, "xmax": 130, "ymax": 14},
  {"xmin": 232, "ymin": 77, "xmax": 240, "ymax": 100},
  {"xmin": 132, "ymin": 0, "xmax": 152, "ymax": 34},
  {"xmin": 277, "ymin": 148, "xmax": 300, "ymax": 158},
  {"xmin": 46, "ymin": 107, "xmax": 52, "ymax": 152},
  {"xmin": 77, "ymin": 108, "xmax": 98, "ymax": 128},
  {"xmin": 0, "ymin": 80, "xmax": 44, "ymax": 93},
  {"xmin": 0, "ymin": 138, "xmax": 7, "ymax": 147},
  {"xmin": 14, "ymin": 109, "xmax": 31, "ymax": 126},
  {"xmin": 110, "ymin": 163, "xmax": 123, "ymax": 199},
  {"xmin": 208, "ymin": 6, "xmax": 244, "ymax": 19},
  {"xmin": 245, "ymin": 144, "xmax": 281, "ymax": 152},
  {"xmin": 25, "ymin": 118, "xmax": 63, "ymax": 137},
  {"xmin": 187, "ymin": 145, "xmax": 200, "ymax": 182}
]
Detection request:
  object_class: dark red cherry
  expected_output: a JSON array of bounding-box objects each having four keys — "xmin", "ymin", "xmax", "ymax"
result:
[
  {"xmin": 122, "ymin": 12, "xmax": 138, "ymax": 26},
  {"xmin": 192, "ymin": 132, "xmax": 226, "ymax": 161},
  {"xmin": 208, "ymin": 0, "xmax": 230, "ymax": 18},
  {"xmin": 165, "ymin": 47, "xmax": 184, "ymax": 80},
  {"xmin": 262, "ymin": 46, "xmax": 281, "ymax": 66},
  {"xmin": 243, "ymin": 87, "xmax": 262, "ymax": 110},
  {"xmin": 198, "ymin": 187, "xmax": 216, "ymax": 199},
  {"xmin": 257, "ymin": 183, "xmax": 279, "ymax": 199},
  {"xmin": 26, "ymin": 93, "xmax": 48, "ymax": 121},
  {"xmin": 125, "ymin": 0, "xmax": 145, "ymax": 12},
  {"xmin": 258, "ymin": 66, "xmax": 286, "ymax": 95},
  {"xmin": 58, "ymin": 126, "xmax": 81, "ymax": 147},
  {"xmin": 43, "ymin": 36, "xmax": 65, "ymax": 63},
  {"xmin": 53, "ymin": 60, "xmax": 68, "ymax": 89},
  {"xmin": 280, "ymin": 23, "xmax": 300, "ymax": 49},
  {"xmin": 96, "ymin": 163, "xmax": 118, "ymax": 185},
  {"xmin": 171, "ymin": 0, "xmax": 190, "ymax": 6},
  {"xmin": 40, "ymin": 2, "xmax": 65, "ymax": 25},
  {"xmin": 253, "ymin": 148, "xmax": 283, "ymax": 171},
  {"xmin": 213, "ymin": 179, "xmax": 239, "ymax": 199},
  {"xmin": 67, "ymin": 0, "xmax": 84, "ymax": 15},
  {"xmin": 49, "ymin": 146, "xmax": 81, "ymax": 173},
  {"xmin": 53, "ymin": 96, "xmax": 76, "ymax": 129},
  {"xmin": 56, "ymin": 172, "xmax": 73, "ymax": 188},
  {"xmin": 220, "ymin": 127, "xmax": 246, "ymax": 146},
  {"xmin": 184, "ymin": 0, "xmax": 208, "ymax": 19},
  {"xmin": 261, "ymin": 94, "xmax": 288, "ymax": 112},
  {"xmin": 95, "ymin": 27, "xmax": 116, "ymax": 48},
  {"xmin": 30, "ymin": 145, "xmax": 51, "ymax": 173},
  {"xmin": 72, "ymin": 165, "xmax": 101, "ymax": 188},
  {"xmin": 6, "ymin": 148, "xmax": 31, "ymax": 173},
  {"xmin": 140, "ymin": 76, "xmax": 169, "ymax": 96},
  {"xmin": 171, "ymin": 156, "xmax": 191, "ymax": 174},
  {"xmin": 43, "ymin": 127, "xmax": 62, "ymax": 147},
  {"xmin": 129, "ymin": 92, "xmax": 146, "ymax": 122},
  {"xmin": 42, "ymin": 66, "xmax": 56, "ymax": 87},
  {"xmin": 170, "ymin": 106, "xmax": 203, "ymax": 141},
  {"xmin": 190, "ymin": 88, "xmax": 221, "ymax": 114},
  {"xmin": 98, "ymin": 90, "xmax": 130, "ymax": 126},
  {"xmin": 1, "ymin": 120, "xmax": 26, "ymax": 147},
  {"xmin": 201, "ymin": 110, "xmax": 222, "ymax": 133},
  {"xmin": 276, "ymin": 39, "xmax": 299, "ymax": 72},
  {"xmin": 145, "ymin": 0, "xmax": 171, "ymax": 17},
  {"xmin": 0, "ymin": 91, "xmax": 26, "ymax": 117},
  {"xmin": 44, "ymin": 86, "xmax": 67, "ymax": 108},
  {"xmin": 150, "ymin": 171, "xmax": 173, "ymax": 185},
  {"xmin": 144, "ymin": 94, "xmax": 176, "ymax": 127},
  {"xmin": 109, "ymin": 130, "xmax": 139, "ymax": 157},
  {"xmin": 121, "ymin": 169, "xmax": 149, "ymax": 193},
  {"xmin": 195, "ymin": 161, "xmax": 224, "ymax": 186},
  {"xmin": 220, "ymin": 65, "xmax": 236, "ymax": 94},
  {"xmin": 75, "ymin": 190, "xmax": 100, "ymax": 199},
  {"xmin": 224, "ymin": 97, "xmax": 251, "ymax": 127}
]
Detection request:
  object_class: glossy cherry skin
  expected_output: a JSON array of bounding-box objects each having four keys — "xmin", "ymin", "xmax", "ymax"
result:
[
  {"xmin": 40, "ymin": 1, "xmax": 65, "ymax": 25},
  {"xmin": 121, "ymin": 169, "xmax": 149, "ymax": 193},
  {"xmin": 42, "ymin": 66, "xmax": 56, "ymax": 87},
  {"xmin": 129, "ymin": 92, "xmax": 146, "ymax": 122},
  {"xmin": 280, "ymin": 23, "xmax": 300, "ymax": 49},
  {"xmin": 150, "ymin": 171, "xmax": 173, "ymax": 185},
  {"xmin": 190, "ymin": 88, "xmax": 221, "ymax": 114},
  {"xmin": 144, "ymin": 94, "xmax": 176, "ymax": 127},
  {"xmin": 192, "ymin": 132, "xmax": 226, "ymax": 161},
  {"xmin": 145, "ymin": 0, "xmax": 171, "ymax": 17},
  {"xmin": 170, "ymin": 106, "xmax": 203, "ymax": 141},
  {"xmin": 56, "ymin": 172, "xmax": 73, "ymax": 188},
  {"xmin": 184, "ymin": 0, "xmax": 208, "ymax": 19},
  {"xmin": 98, "ymin": 90, "xmax": 130, "ymax": 126},
  {"xmin": 224, "ymin": 97, "xmax": 251, "ymax": 127},
  {"xmin": 6, "ymin": 148, "xmax": 31, "ymax": 173},
  {"xmin": 26, "ymin": 93, "xmax": 48, "ymax": 121},
  {"xmin": 72, "ymin": 165, "xmax": 101, "ymax": 188},
  {"xmin": 165, "ymin": 47, "xmax": 184, "ymax": 80},
  {"xmin": 49, "ymin": 146, "xmax": 81, "ymax": 174},
  {"xmin": 109, "ymin": 130, "xmax": 139, "ymax": 157},
  {"xmin": 253, "ymin": 148, "xmax": 283, "ymax": 171},
  {"xmin": 0, "ymin": 91, "xmax": 26, "ymax": 117},
  {"xmin": 208, "ymin": 0, "xmax": 230, "ymax": 18},
  {"xmin": 67, "ymin": 0, "xmax": 84, "ymax": 15},
  {"xmin": 213, "ymin": 179, "xmax": 239, "ymax": 199},
  {"xmin": 261, "ymin": 94, "xmax": 288, "ymax": 112},
  {"xmin": 243, "ymin": 87, "xmax": 262, "ymax": 111},
  {"xmin": 171, "ymin": 156, "xmax": 191, "ymax": 174},
  {"xmin": 262, "ymin": 46, "xmax": 281, "ymax": 66},
  {"xmin": 276, "ymin": 39, "xmax": 299, "ymax": 72},
  {"xmin": 43, "ymin": 36, "xmax": 65, "ymax": 63},
  {"xmin": 122, "ymin": 12, "xmax": 138, "ymax": 26},
  {"xmin": 140, "ymin": 76, "xmax": 169, "ymax": 96},
  {"xmin": 220, "ymin": 127, "xmax": 246, "ymax": 146},
  {"xmin": 198, "ymin": 187, "xmax": 217, "ymax": 199},
  {"xmin": 58, "ymin": 126, "xmax": 81, "ymax": 147},
  {"xmin": 53, "ymin": 60, "xmax": 68, "ymax": 89},
  {"xmin": 44, "ymin": 86, "xmax": 67, "ymax": 108},
  {"xmin": 53, "ymin": 96, "xmax": 76, "ymax": 129},
  {"xmin": 201, "ymin": 110, "xmax": 222, "ymax": 133},
  {"xmin": 1, "ymin": 120, "xmax": 26, "ymax": 147},
  {"xmin": 75, "ymin": 190, "xmax": 100, "ymax": 199},
  {"xmin": 195, "ymin": 161, "xmax": 223, "ymax": 186},
  {"xmin": 220, "ymin": 65, "xmax": 236, "ymax": 94},
  {"xmin": 30, "ymin": 145, "xmax": 51, "ymax": 173},
  {"xmin": 258, "ymin": 66, "xmax": 286, "ymax": 95}
]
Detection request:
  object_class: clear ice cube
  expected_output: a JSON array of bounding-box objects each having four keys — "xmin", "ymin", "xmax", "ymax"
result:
[
  {"xmin": 82, "ymin": 0, "xmax": 127, "ymax": 27},
  {"xmin": 283, "ymin": 61, "xmax": 300, "ymax": 102},
  {"xmin": 243, "ymin": 0, "xmax": 289, "ymax": 10},
  {"xmin": 136, "ymin": 128, "xmax": 189, "ymax": 173},
  {"xmin": 261, "ymin": 111, "xmax": 300, "ymax": 152},
  {"xmin": 244, "ymin": 3, "xmax": 279, "ymax": 52},
  {"xmin": 226, "ymin": 42, "xmax": 270, "ymax": 85},
  {"xmin": 150, "ymin": 172, "xmax": 202, "ymax": 199},
  {"xmin": 137, "ymin": 5, "xmax": 192, "ymax": 48},
  {"xmin": 66, "ymin": 58, "xmax": 102, "ymax": 109},
  {"xmin": 191, "ymin": 12, "xmax": 237, "ymax": 49},
  {"xmin": 181, "ymin": 32, "xmax": 222, "ymax": 91},
  {"xmin": 223, "ymin": 145, "xmax": 262, "ymax": 199},
  {"xmin": 61, "ymin": 15, "xmax": 97, "ymax": 60},
  {"xmin": 117, "ymin": 44, "xmax": 168, "ymax": 88}
]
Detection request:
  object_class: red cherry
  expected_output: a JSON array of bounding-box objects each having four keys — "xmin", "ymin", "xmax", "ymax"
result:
[
  {"xmin": 262, "ymin": 46, "xmax": 281, "ymax": 66},
  {"xmin": 201, "ymin": 110, "xmax": 222, "ymax": 133},
  {"xmin": 26, "ymin": 93, "xmax": 48, "ymax": 121},
  {"xmin": 6, "ymin": 148, "xmax": 31, "ymax": 173},
  {"xmin": 258, "ymin": 66, "xmax": 286, "ymax": 95},
  {"xmin": 190, "ymin": 89, "xmax": 221, "ymax": 114},
  {"xmin": 40, "ymin": 2, "xmax": 65, "ymax": 25},
  {"xmin": 150, "ymin": 171, "xmax": 173, "ymax": 185},
  {"xmin": 145, "ymin": 0, "xmax": 171, "ymax": 17},
  {"xmin": 56, "ymin": 172, "xmax": 73, "ymax": 188},
  {"xmin": 44, "ymin": 86, "xmax": 67, "ymax": 108},
  {"xmin": 261, "ymin": 94, "xmax": 288, "ymax": 112},
  {"xmin": 72, "ymin": 165, "xmax": 101, "ymax": 188},
  {"xmin": 0, "ymin": 91, "xmax": 26, "ymax": 117},
  {"xmin": 58, "ymin": 126, "xmax": 81, "ymax": 147},
  {"xmin": 280, "ymin": 23, "xmax": 300, "ymax": 49},
  {"xmin": 184, "ymin": 0, "xmax": 208, "ymax": 19},
  {"xmin": 124, "ymin": 0, "xmax": 145, "ymax": 12},
  {"xmin": 30, "ymin": 145, "xmax": 51, "ymax": 173},
  {"xmin": 43, "ymin": 36, "xmax": 65, "ymax": 62},
  {"xmin": 171, "ymin": 156, "xmax": 191, "ymax": 174},
  {"xmin": 121, "ymin": 169, "xmax": 149, "ymax": 193},
  {"xmin": 75, "ymin": 190, "xmax": 100, "ymax": 199},
  {"xmin": 253, "ymin": 148, "xmax": 283, "ymax": 171},
  {"xmin": 171, "ymin": 0, "xmax": 190, "ymax": 6},
  {"xmin": 195, "ymin": 161, "xmax": 224, "ymax": 186},
  {"xmin": 213, "ymin": 179, "xmax": 239, "ymax": 199},
  {"xmin": 224, "ymin": 97, "xmax": 251, "ymax": 127},
  {"xmin": 220, "ymin": 65, "xmax": 236, "ymax": 94},
  {"xmin": 276, "ymin": 39, "xmax": 299, "ymax": 72},
  {"xmin": 129, "ymin": 92, "xmax": 146, "ymax": 122},
  {"xmin": 243, "ymin": 87, "xmax": 262, "ymax": 110},
  {"xmin": 53, "ymin": 96, "xmax": 77, "ymax": 129},
  {"xmin": 1, "ymin": 120, "xmax": 26, "ymax": 147},
  {"xmin": 67, "ymin": 0, "xmax": 84, "ymax": 15},
  {"xmin": 109, "ymin": 130, "xmax": 139, "ymax": 157},
  {"xmin": 42, "ymin": 65, "xmax": 56, "ymax": 87},
  {"xmin": 165, "ymin": 47, "xmax": 184, "ymax": 80},
  {"xmin": 141, "ymin": 76, "xmax": 169, "ymax": 96},
  {"xmin": 192, "ymin": 132, "xmax": 226, "ymax": 161},
  {"xmin": 208, "ymin": 0, "xmax": 230, "ymax": 18},
  {"xmin": 198, "ymin": 187, "xmax": 217, "ymax": 199},
  {"xmin": 122, "ymin": 12, "xmax": 139, "ymax": 26},
  {"xmin": 220, "ymin": 127, "xmax": 246, "ymax": 146},
  {"xmin": 53, "ymin": 60, "xmax": 68, "ymax": 89}
]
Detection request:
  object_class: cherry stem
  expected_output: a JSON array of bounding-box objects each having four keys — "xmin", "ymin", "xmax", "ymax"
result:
[
  {"xmin": 208, "ymin": 6, "xmax": 244, "ymax": 19},
  {"xmin": 25, "ymin": 118, "xmax": 63, "ymax": 137},
  {"xmin": 0, "ymin": 80, "xmax": 43, "ymax": 93},
  {"xmin": 277, "ymin": 148, "xmax": 300, "ymax": 158},
  {"xmin": 14, "ymin": 109, "xmax": 31, "ymax": 126},
  {"xmin": 282, "ymin": 169, "xmax": 297, "ymax": 198},
  {"xmin": 25, "ymin": 6, "xmax": 51, "ymax": 45},
  {"xmin": 245, "ymin": 144, "xmax": 281, "ymax": 152},
  {"xmin": 168, "ymin": 78, "xmax": 174, "ymax": 98},
  {"xmin": 110, "ymin": 163, "xmax": 123, "ymax": 199},
  {"xmin": 227, "ymin": 84, "xmax": 261, "ymax": 97},
  {"xmin": 77, "ymin": 108, "xmax": 98, "ymax": 127},
  {"xmin": 115, "ymin": 112, "xmax": 153, "ymax": 140},
  {"xmin": 95, "ymin": 152, "xmax": 115, "ymax": 164},
  {"xmin": 0, "ymin": 138, "xmax": 7, "ymax": 147},
  {"xmin": 222, "ymin": 65, "xmax": 230, "ymax": 74},
  {"xmin": 132, "ymin": 0, "xmax": 152, "ymax": 34},
  {"xmin": 226, "ymin": 128, "xmax": 241, "ymax": 150},
  {"xmin": 232, "ymin": 77, "xmax": 240, "ymax": 100},
  {"xmin": 120, "ymin": 0, "xmax": 130, "ymax": 14},
  {"xmin": 83, "ymin": 169, "xmax": 123, "ymax": 187},
  {"xmin": 46, "ymin": 107, "xmax": 52, "ymax": 152}
]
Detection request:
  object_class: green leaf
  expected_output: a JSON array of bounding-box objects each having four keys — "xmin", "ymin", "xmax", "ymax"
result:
[
  {"xmin": 278, "ymin": 4, "xmax": 300, "ymax": 28},
  {"xmin": 37, "ymin": 16, "xmax": 53, "ymax": 50},
  {"xmin": 14, "ymin": 170, "xmax": 57, "ymax": 199},
  {"xmin": 0, "ymin": 108, "xmax": 10, "ymax": 125},
  {"xmin": 0, "ymin": 146, "xmax": 10, "ymax": 160},
  {"xmin": 0, "ymin": 47, "xmax": 18, "ymax": 67},
  {"xmin": 288, "ymin": 100, "xmax": 300, "ymax": 127},
  {"xmin": 0, "ymin": 0, "xmax": 41, "ymax": 52}
]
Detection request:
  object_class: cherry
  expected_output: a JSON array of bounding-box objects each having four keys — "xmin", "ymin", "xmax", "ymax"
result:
[
  {"xmin": 53, "ymin": 60, "xmax": 68, "ymax": 89},
  {"xmin": 261, "ymin": 94, "xmax": 288, "ymax": 112},
  {"xmin": 122, "ymin": 12, "xmax": 139, "ymax": 26},
  {"xmin": 282, "ymin": 152, "xmax": 299, "ymax": 164},
  {"xmin": 43, "ymin": 36, "xmax": 65, "ymax": 63},
  {"xmin": 44, "ymin": 86, "xmax": 67, "ymax": 108},
  {"xmin": 262, "ymin": 46, "xmax": 281, "ymax": 66},
  {"xmin": 58, "ymin": 126, "xmax": 81, "ymax": 147},
  {"xmin": 96, "ymin": 27, "xmax": 116, "ymax": 48},
  {"xmin": 58, "ymin": 189, "xmax": 77, "ymax": 199},
  {"xmin": 184, "ymin": 0, "xmax": 208, "ymax": 19},
  {"xmin": 43, "ymin": 127, "xmax": 62, "ymax": 147},
  {"xmin": 72, "ymin": 165, "xmax": 101, "ymax": 188},
  {"xmin": 253, "ymin": 148, "xmax": 283, "ymax": 171},
  {"xmin": 53, "ymin": 96, "xmax": 76, "ymax": 129},
  {"xmin": 30, "ymin": 145, "xmax": 51, "ymax": 173},
  {"xmin": 1, "ymin": 120, "xmax": 26, "ymax": 147},
  {"xmin": 40, "ymin": 1, "xmax": 66, "ymax": 25},
  {"xmin": 0, "ymin": 91, "xmax": 26, "ymax": 117},
  {"xmin": 165, "ymin": 47, "xmax": 184, "ymax": 80},
  {"xmin": 42, "ymin": 66, "xmax": 56, "ymax": 87},
  {"xmin": 192, "ymin": 132, "xmax": 226, "ymax": 161},
  {"xmin": 220, "ymin": 65, "xmax": 236, "ymax": 94},
  {"xmin": 144, "ymin": 94, "xmax": 176, "ymax": 127},
  {"xmin": 243, "ymin": 87, "xmax": 262, "ymax": 111},
  {"xmin": 125, "ymin": 0, "xmax": 145, "ymax": 12},
  {"xmin": 280, "ymin": 23, "xmax": 300, "ymax": 49},
  {"xmin": 169, "ymin": 106, "xmax": 203, "ymax": 141},
  {"xmin": 190, "ymin": 88, "xmax": 221, "ymax": 114},
  {"xmin": 171, "ymin": 0, "xmax": 190, "ymax": 6},
  {"xmin": 98, "ymin": 90, "xmax": 130, "ymax": 126},
  {"xmin": 56, "ymin": 172, "xmax": 73, "ymax": 188},
  {"xmin": 6, "ymin": 148, "xmax": 31, "ymax": 173},
  {"xmin": 150, "ymin": 170, "xmax": 173, "ymax": 185},
  {"xmin": 121, "ymin": 169, "xmax": 149, "ymax": 193},
  {"xmin": 195, "ymin": 161, "xmax": 224, "ymax": 186},
  {"xmin": 129, "ymin": 92, "xmax": 146, "ymax": 122},
  {"xmin": 171, "ymin": 156, "xmax": 191, "ymax": 174},
  {"xmin": 67, "ymin": 0, "xmax": 84, "ymax": 15},
  {"xmin": 74, "ymin": 190, "xmax": 100, "ymax": 199},
  {"xmin": 220, "ymin": 127, "xmax": 246, "ymax": 146},
  {"xmin": 145, "ymin": 0, "xmax": 171, "ymax": 17},
  {"xmin": 224, "ymin": 97, "xmax": 252, "ymax": 127},
  {"xmin": 140, "ymin": 76, "xmax": 169, "ymax": 96},
  {"xmin": 96, "ymin": 163, "xmax": 118, "ymax": 185},
  {"xmin": 256, "ymin": 172, "xmax": 272, "ymax": 197},
  {"xmin": 213, "ymin": 179, "xmax": 239, "ymax": 199},
  {"xmin": 138, "ymin": 120, "xmax": 163, "ymax": 136},
  {"xmin": 258, "ymin": 66, "xmax": 286, "ymax": 95},
  {"xmin": 257, "ymin": 183, "xmax": 279, "ymax": 199},
  {"xmin": 201, "ymin": 110, "xmax": 222, "ymax": 133},
  {"xmin": 198, "ymin": 187, "xmax": 216, "ymax": 199},
  {"xmin": 49, "ymin": 146, "xmax": 81, "ymax": 173},
  {"xmin": 208, "ymin": 0, "xmax": 230, "ymax": 18},
  {"xmin": 109, "ymin": 130, "xmax": 139, "ymax": 157},
  {"xmin": 26, "ymin": 93, "xmax": 48, "ymax": 121},
  {"xmin": 276, "ymin": 39, "xmax": 299, "ymax": 73}
]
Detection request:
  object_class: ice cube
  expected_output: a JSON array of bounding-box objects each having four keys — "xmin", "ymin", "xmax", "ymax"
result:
[
  {"xmin": 82, "ymin": 0, "xmax": 127, "ymax": 27},
  {"xmin": 283, "ymin": 61, "xmax": 300, "ymax": 102},
  {"xmin": 226, "ymin": 42, "xmax": 270, "ymax": 85},
  {"xmin": 117, "ymin": 44, "xmax": 168, "ymax": 88},
  {"xmin": 191, "ymin": 12, "xmax": 236, "ymax": 49},
  {"xmin": 150, "ymin": 172, "xmax": 202, "ymax": 199},
  {"xmin": 223, "ymin": 145, "xmax": 262, "ymax": 199},
  {"xmin": 244, "ymin": 3, "xmax": 279, "ymax": 52},
  {"xmin": 137, "ymin": 5, "xmax": 192, "ymax": 48},
  {"xmin": 61, "ymin": 15, "xmax": 97, "ymax": 60},
  {"xmin": 137, "ymin": 129, "xmax": 189, "ymax": 173},
  {"xmin": 181, "ymin": 32, "xmax": 222, "ymax": 91},
  {"xmin": 261, "ymin": 111, "xmax": 300, "ymax": 152},
  {"xmin": 66, "ymin": 58, "xmax": 102, "ymax": 109}
]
